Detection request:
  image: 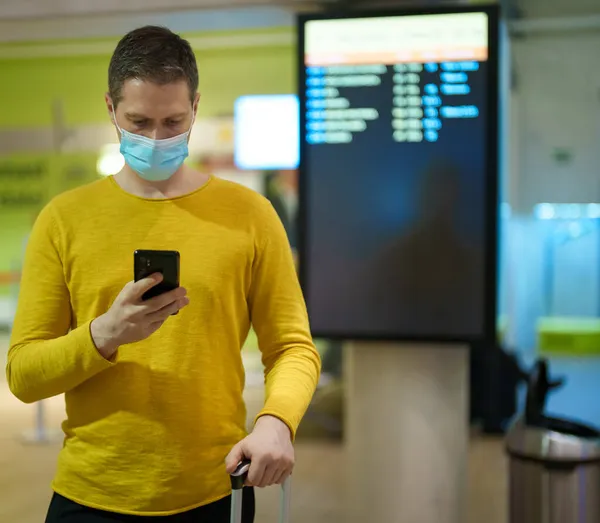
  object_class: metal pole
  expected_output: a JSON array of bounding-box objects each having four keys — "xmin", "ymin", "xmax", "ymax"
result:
[
  {"xmin": 230, "ymin": 488, "xmax": 243, "ymax": 523},
  {"xmin": 21, "ymin": 400, "xmax": 62, "ymax": 444},
  {"xmin": 280, "ymin": 476, "xmax": 292, "ymax": 523},
  {"xmin": 35, "ymin": 400, "xmax": 45, "ymax": 440}
]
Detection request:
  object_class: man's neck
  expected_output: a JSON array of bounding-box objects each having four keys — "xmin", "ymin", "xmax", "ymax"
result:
[{"xmin": 113, "ymin": 164, "xmax": 210, "ymax": 199}]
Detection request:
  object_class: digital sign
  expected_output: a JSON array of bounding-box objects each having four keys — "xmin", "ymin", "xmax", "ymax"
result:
[{"xmin": 298, "ymin": 7, "xmax": 499, "ymax": 342}]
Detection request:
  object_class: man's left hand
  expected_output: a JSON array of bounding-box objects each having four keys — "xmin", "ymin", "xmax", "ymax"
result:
[{"xmin": 225, "ymin": 415, "xmax": 294, "ymax": 488}]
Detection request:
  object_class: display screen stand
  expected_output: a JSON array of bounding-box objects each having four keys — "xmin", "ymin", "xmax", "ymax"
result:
[{"xmin": 344, "ymin": 342, "xmax": 469, "ymax": 523}]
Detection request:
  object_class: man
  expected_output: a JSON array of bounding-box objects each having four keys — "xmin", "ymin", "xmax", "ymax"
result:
[{"xmin": 6, "ymin": 26, "xmax": 321, "ymax": 523}]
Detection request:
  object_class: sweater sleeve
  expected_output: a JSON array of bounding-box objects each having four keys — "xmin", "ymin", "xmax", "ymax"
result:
[
  {"xmin": 248, "ymin": 201, "xmax": 321, "ymax": 439},
  {"xmin": 6, "ymin": 203, "xmax": 116, "ymax": 404}
]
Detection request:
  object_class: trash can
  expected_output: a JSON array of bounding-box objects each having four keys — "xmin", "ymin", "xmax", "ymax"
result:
[{"xmin": 506, "ymin": 359, "xmax": 600, "ymax": 523}]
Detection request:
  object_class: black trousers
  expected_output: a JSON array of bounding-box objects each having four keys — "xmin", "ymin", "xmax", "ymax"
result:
[{"xmin": 45, "ymin": 489, "xmax": 255, "ymax": 523}]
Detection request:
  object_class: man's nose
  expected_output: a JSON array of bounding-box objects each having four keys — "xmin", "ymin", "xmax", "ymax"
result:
[{"xmin": 151, "ymin": 128, "xmax": 171, "ymax": 140}]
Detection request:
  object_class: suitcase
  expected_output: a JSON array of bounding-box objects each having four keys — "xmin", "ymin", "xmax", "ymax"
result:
[{"xmin": 230, "ymin": 459, "xmax": 292, "ymax": 523}]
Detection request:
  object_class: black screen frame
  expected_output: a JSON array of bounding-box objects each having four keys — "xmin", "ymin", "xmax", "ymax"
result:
[{"xmin": 297, "ymin": 4, "xmax": 501, "ymax": 345}]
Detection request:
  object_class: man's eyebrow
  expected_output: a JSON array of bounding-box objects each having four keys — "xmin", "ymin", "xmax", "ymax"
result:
[
  {"xmin": 124, "ymin": 112, "xmax": 188, "ymax": 120},
  {"xmin": 124, "ymin": 112, "xmax": 148, "ymax": 120}
]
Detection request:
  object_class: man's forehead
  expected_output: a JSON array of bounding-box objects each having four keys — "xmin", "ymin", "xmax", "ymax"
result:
[
  {"xmin": 119, "ymin": 78, "xmax": 191, "ymax": 103},
  {"xmin": 121, "ymin": 77, "xmax": 188, "ymax": 94}
]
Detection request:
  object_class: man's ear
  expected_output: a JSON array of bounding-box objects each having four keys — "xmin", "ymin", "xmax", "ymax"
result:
[
  {"xmin": 105, "ymin": 93, "xmax": 116, "ymax": 122},
  {"xmin": 193, "ymin": 92, "xmax": 201, "ymax": 119}
]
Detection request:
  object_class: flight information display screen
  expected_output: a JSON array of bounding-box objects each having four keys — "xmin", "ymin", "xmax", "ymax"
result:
[{"xmin": 298, "ymin": 8, "xmax": 499, "ymax": 342}]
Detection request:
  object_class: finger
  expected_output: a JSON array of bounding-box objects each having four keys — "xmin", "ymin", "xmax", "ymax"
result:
[
  {"xmin": 141, "ymin": 287, "xmax": 187, "ymax": 313},
  {"xmin": 130, "ymin": 273, "xmax": 163, "ymax": 299},
  {"xmin": 259, "ymin": 464, "xmax": 279, "ymax": 488},
  {"xmin": 247, "ymin": 461, "xmax": 266, "ymax": 488},
  {"xmin": 274, "ymin": 467, "xmax": 290, "ymax": 486},
  {"xmin": 146, "ymin": 297, "xmax": 189, "ymax": 323},
  {"xmin": 225, "ymin": 443, "xmax": 245, "ymax": 475}
]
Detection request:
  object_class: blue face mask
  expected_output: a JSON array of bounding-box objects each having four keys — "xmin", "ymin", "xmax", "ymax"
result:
[{"xmin": 113, "ymin": 112, "xmax": 193, "ymax": 182}]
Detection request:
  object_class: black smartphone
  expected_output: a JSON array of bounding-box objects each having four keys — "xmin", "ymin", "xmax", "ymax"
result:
[{"xmin": 134, "ymin": 249, "xmax": 180, "ymax": 301}]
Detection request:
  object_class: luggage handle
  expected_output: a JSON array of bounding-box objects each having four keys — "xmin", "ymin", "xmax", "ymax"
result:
[{"xmin": 230, "ymin": 459, "xmax": 291, "ymax": 523}]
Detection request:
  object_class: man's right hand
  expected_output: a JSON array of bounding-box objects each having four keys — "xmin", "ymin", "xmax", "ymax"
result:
[{"xmin": 90, "ymin": 273, "xmax": 189, "ymax": 360}]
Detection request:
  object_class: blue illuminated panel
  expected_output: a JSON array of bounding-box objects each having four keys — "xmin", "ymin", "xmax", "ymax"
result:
[{"xmin": 234, "ymin": 94, "xmax": 300, "ymax": 170}]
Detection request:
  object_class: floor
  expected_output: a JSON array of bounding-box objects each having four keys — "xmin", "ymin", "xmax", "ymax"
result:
[{"xmin": 0, "ymin": 335, "xmax": 508, "ymax": 523}]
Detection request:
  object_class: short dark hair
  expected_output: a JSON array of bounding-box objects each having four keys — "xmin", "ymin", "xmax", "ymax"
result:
[{"xmin": 108, "ymin": 25, "xmax": 199, "ymax": 107}]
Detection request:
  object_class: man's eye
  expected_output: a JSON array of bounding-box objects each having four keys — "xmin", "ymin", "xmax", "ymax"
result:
[
  {"xmin": 167, "ymin": 120, "xmax": 182, "ymax": 126},
  {"xmin": 133, "ymin": 120, "xmax": 147, "ymax": 126}
]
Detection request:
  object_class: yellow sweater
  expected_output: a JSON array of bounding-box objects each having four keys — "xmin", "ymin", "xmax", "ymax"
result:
[{"xmin": 6, "ymin": 175, "xmax": 320, "ymax": 516}]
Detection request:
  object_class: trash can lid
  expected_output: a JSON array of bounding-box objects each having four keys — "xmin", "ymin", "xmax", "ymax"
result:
[{"xmin": 506, "ymin": 416, "xmax": 600, "ymax": 464}]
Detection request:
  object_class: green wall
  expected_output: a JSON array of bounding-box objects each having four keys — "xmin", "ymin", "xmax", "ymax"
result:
[
  {"xmin": 0, "ymin": 28, "xmax": 296, "ymax": 128},
  {"xmin": 0, "ymin": 153, "xmax": 101, "ymax": 292}
]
